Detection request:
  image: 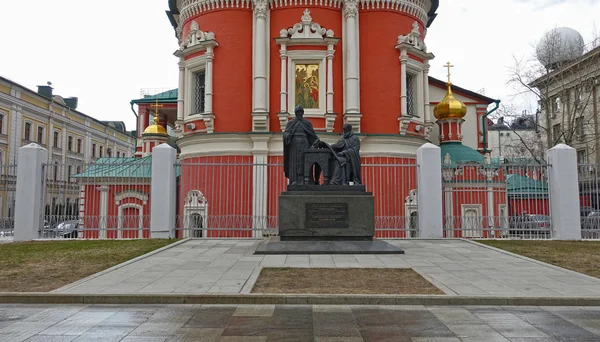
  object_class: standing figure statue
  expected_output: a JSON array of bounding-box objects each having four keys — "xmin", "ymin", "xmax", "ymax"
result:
[
  {"xmin": 283, "ymin": 106, "xmax": 319, "ymax": 185},
  {"xmin": 330, "ymin": 124, "xmax": 362, "ymax": 185}
]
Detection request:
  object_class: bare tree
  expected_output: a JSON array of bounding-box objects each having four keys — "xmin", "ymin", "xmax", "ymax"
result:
[{"xmin": 507, "ymin": 27, "xmax": 600, "ymax": 163}]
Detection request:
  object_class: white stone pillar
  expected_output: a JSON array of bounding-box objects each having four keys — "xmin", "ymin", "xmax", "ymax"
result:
[
  {"xmin": 205, "ymin": 46, "xmax": 214, "ymax": 114},
  {"xmin": 423, "ymin": 63, "xmax": 431, "ymax": 122},
  {"xmin": 97, "ymin": 185, "xmax": 109, "ymax": 239},
  {"xmin": 417, "ymin": 143, "xmax": 443, "ymax": 238},
  {"xmin": 252, "ymin": 0, "xmax": 269, "ymax": 132},
  {"xmin": 14, "ymin": 144, "xmax": 48, "ymax": 242},
  {"xmin": 251, "ymin": 136, "xmax": 270, "ymax": 238},
  {"xmin": 279, "ymin": 44, "xmax": 287, "ymax": 113},
  {"xmin": 400, "ymin": 49, "xmax": 408, "ymax": 117},
  {"xmin": 327, "ymin": 43, "xmax": 334, "ymax": 113},
  {"xmin": 343, "ymin": 0, "xmax": 361, "ymax": 129},
  {"xmin": 547, "ymin": 144, "xmax": 581, "ymax": 240},
  {"xmin": 177, "ymin": 59, "xmax": 185, "ymax": 121},
  {"xmin": 150, "ymin": 144, "xmax": 177, "ymax": 238}
]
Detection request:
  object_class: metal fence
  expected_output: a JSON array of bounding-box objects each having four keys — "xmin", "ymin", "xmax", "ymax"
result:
[
  {"xmin": 578, "ymin": 164, "xmax": 600, "ymax": 239},
  {"xmin": 175, "ymin": 158, "xmax": 419, "ymax": 239},
  {"xmin": 40, "ymin": 158, "xmax": 152, "ymax": 239},
  {"xmin": 0, "ymin": 164, "xmax": 17, "ymax": 239},
  {"xmin": 442, "ymin": 162, "xmax": 552, "ymax": 240}
]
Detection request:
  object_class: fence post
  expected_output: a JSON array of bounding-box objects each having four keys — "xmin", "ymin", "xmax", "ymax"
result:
[
  {"xmin": 417, "ymin": 143, "xmax": 443, "ymax": 238},
  {"xmin": 547, "ymin": 144, "xmax": 581, "ymax": 240},
  {"xmin": 150, "ymin": 143, "xmax": 177, "ymax": 238},
  {"xmin": 14, "ymin": 143, "xmax": 48, "ymax": 242}
]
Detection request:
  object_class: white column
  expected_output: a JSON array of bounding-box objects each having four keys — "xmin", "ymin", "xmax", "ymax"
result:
[
  {"xmin": 253, "ymin": 0, "xmax": 268, "ymax": 113},
  {"xmin": 251, "ymin": 136, "xmax": 269, "ymax": 238},
  {"xmin": 205, "ymin": 46, "xmax": 214, "ymax": 114},
  {"xmin": 327, "ymin": 43, "xmax": 334, "ymax": 113},
  {"xmin": 150, "ymin": 143, "xmax": 177, "ymax": 238},
  {"xmin": 423, "ymin": 63, "xmax": 431, "ymax": 122},
  {"xmin": 343, "ymin": 0, "xmax": 359, "ymax": 114},
  {"xmin": 177, "ymin": 59, "xmax": 185, "ymax": 121},
  {"xmin": 417, "ymin": 143, "xmax": 443, "ymax": 238},
  {"xmin": 400, "ymin": 49, "xmax": 408, "ymax": 117},
  {"xmin": 14, "ymin": 144, "xmax": 48, "ymax": 242},
  {"xmin": 97, "ymin": 185, "xmax": 109, "ymax": 239},
  {"xmin": 279, "ymin": 44, "xmax": 287, "ymax": 113},
  {"xmin": 547, "ymin": 144, "xmax": 581, "ymax": 240}
]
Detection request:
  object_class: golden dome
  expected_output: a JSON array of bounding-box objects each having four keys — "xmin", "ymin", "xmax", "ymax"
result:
[
  {"xmin": 434, "ymin": 82, "xmax": 467, "ymax": 120},
  {"xmin": 143, "ymin": 116, "xmax": 168, "ymax": 136}
]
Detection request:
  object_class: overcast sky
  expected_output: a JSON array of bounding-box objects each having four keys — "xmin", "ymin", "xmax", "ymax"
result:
[{"xmin": 1, "ymin": 0, "xmax": 599, "ymax": 130}]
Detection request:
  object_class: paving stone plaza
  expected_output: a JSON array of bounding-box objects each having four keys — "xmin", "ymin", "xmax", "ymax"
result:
[
  {"xmin": 2, "ymin": 304, "xmax": 600, "ymax": 341},
  {"xmin": 54, "ymin": 239, "xmax": 600, "ymax": 297}
]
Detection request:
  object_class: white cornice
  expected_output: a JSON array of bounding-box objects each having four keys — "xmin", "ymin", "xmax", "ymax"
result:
[
  {"xmin": 180, "ymin": 0, "xmax": 253, "ymax": 22},
  {"xmin": 360, "ymin": 0, "xmax": 429, "ymax": 24}
]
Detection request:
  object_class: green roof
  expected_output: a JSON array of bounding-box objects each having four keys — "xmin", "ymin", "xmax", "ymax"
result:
[
  {"xmin": 73, "ymin": 157, "xmax": 180, "ymax": 179},
  {"xmin": 130, "ymin": 89, "xmax": 178, "ymax": 104},
  {"xmin": 491, "ymin": 157, "xmax": 546, "ymax": 165},
  {"xmin": 440, "ymin": 142, "xmax": 484, "ymax": 165},
  {"xmin": 506, "ymin": 173, "xmax": 548, "ymax": 195}
]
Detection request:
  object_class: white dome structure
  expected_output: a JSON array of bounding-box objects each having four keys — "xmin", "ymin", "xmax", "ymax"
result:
[{"xmin": 536, "ymin": 27, "xmax": 584, "ymax": 68}]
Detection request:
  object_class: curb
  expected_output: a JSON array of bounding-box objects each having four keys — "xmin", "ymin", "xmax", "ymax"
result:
[
  {"xmin": 463, "ymin": 239, "xmax": 600, "ymax": 284},
  {"xmin": 52, "ymin": 238, "xmax": 191, "ymax": 293},
  {"xmin": 1, "ymin": 293, "xmax": 600, "ymax": 306}
]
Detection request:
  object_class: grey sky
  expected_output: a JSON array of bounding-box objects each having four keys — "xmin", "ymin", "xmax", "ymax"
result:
[{"xmin": 1, "ymin": 0, "xmax": 599, "ymax": 130}]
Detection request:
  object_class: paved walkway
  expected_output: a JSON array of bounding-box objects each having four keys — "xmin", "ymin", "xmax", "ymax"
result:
[
  {"xmin": 55, "ymin": 239, "xmax": 600, "ymax": 297},
  {"xmin": 2, "ymin": 304, "xmax": 600, "ymax": 341}
]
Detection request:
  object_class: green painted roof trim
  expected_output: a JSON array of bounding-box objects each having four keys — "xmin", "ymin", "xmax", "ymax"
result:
[
  {"xmin": 506, "ymin": 173, "xmax": 548, "ymax": 193},
  {"xmin": 130, "ymin": 89, "xmax": 178, "ymax": 104},
  {"xmin": 73, "ymin": 156, "xmax": 180, "ymax": 179},
  {"xmin": 440, "ymin": 142, "xmax": 484, "ymax": 165}
]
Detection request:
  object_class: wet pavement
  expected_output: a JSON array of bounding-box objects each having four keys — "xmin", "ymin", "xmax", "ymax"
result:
[
  {"xmin": 55, "ymin": 239, "xmax": 600, "ymax": 297},
  {"xmin": 1, "ymin": 304, "xmax": 600, "ymax": 341}
]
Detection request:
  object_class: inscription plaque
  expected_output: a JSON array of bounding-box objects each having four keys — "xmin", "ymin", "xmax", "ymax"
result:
[{"xmin": 305, "ymin": 203, "xmax": 349, "ymax": 228}]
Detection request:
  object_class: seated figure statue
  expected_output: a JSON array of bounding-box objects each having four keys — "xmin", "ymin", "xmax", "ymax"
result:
[{"xmin": 330, "ymin": 124, "xmax": 362, "ymax": 185}]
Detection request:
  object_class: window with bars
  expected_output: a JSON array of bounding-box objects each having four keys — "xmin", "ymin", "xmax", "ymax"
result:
[
  {"xmin": 194, "ymin": 70, "xmax": 206, "ymax": 114},
  {"xmin": 406, "ymin": 74, "xmax": 415, "ymax": 117}
]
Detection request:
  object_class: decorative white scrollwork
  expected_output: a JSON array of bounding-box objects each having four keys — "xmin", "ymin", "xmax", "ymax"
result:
[
  {"xmin": 397, "ymin": 21, "xmax": 427, "ymax": 52},
  {"xmin": 280, "ymin": 9, "xmax": 334, "ymax": 39}
]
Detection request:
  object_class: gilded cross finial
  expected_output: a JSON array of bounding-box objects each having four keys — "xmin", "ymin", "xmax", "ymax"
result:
[
  {"xmin": 444, "ymin": 62, "xmax": 454, "ymax": 84},
  {"xmin": 149, "ymin": 98, "xmax": 164, "ymax": 125}
]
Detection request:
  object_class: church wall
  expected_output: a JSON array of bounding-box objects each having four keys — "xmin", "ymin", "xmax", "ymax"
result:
[
  {"xmin": 359, "ymin": 12, "xmax": 425, "ymax": 134},
  {"xmin": 184, "ymin": 10, "xmax": 254, "ymax": 133},
  {"xmin": 268, "ymin": 7, "xmax": 344, "ymax": 133}
]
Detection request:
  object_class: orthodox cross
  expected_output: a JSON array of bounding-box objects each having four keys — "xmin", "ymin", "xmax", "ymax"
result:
[
  {"xmin": 149, "ymin": 98, "xmax": 164, "ymax": 123},
  {"xmin": 444, "ymin": 62, "xmax": 454, "ymax": 83}
]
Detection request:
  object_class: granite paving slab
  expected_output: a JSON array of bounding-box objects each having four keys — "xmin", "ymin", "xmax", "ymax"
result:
[
  {"xmin": 53, "ymin": 239, "xmax": 600, "ymax": 297},
  {"xmin": 1, "ymin": 304, "xmax": 600, "ymax": 341}
]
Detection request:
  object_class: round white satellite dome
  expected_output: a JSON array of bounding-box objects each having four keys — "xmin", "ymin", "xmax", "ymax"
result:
[{"xmin": 535, "ymin": 27, "xmax": 584, "ymax": 68}]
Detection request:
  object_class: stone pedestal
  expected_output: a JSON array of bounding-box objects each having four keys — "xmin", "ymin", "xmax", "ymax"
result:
[
  {"xmin": 254, "ymin": 185, "xmax": 404, "ymax": 254},
  {"xmin": 279, "ymin": 186, "xmax": 373, "ymax": 241}
]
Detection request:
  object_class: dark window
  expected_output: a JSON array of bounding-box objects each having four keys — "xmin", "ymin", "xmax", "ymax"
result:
[
  {"xmin": 577, "ymin": 150, "xmax": 586, "ymax": 164},
  {"xmin": 576, "ymin": 117, "xmax": 584, "ymax": 136},
  {"xmin": 24, "ymin": 122, "xmax": 32, "ymax": 141},
  {"xmin": 0, "ymin": 114, "xmax": 3, "ymax": 134},
  {"xmin": 117, "ymin": 151, "xmax": 120, "ymax": 158},
  {"xmin": 553, "ymin": 124, "xmax": 561, "ymax": 143},
  {"xmin": 77, "ymin": 139, "xmax": 82, "ymax": 153},
  {"xmin": 53, "ymin": 132, "xmax": 59, "ymax": 148},
  {"xmin": 99, "ymin": 146, "xmax": 103, "ymax": 158},
  {"xmin": 406, "ymin": 74, "xmax": 415, "ymax": 116},
  {"xmin": 92, "ymin": 143, "xmax": 96, "ymax": 157},
  {"xmin": 67, "ymin": 165, "xmax": 72, "ymax": 182},
  {"xmin": 37, "ymin": 127, "xmax": 44, "ymax": 144},
  {"xmin": 68, "ymin": 136, "xmax": 73, "ymax": 151},
  {"xmin": 194, "ymin": 71, "xmax": 206, "ymax": 114},
  {"xmin": 53, "ymin": 162, "xmax": 58, "ymax": 181}
]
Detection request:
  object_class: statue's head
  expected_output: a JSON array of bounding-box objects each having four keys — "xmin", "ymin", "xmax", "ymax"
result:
[
  {"xmin": 343, "ymin": 123, "xmax": 353, "ymax": 138},
  {"xmin": 294, "ymin": 105, "xmax": 304, "ymax": 118}
]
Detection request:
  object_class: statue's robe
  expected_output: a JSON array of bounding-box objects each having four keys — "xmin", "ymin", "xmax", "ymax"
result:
[
  {"xmin": 283, "ymin": 117, "xmax": 319, "ymax": 185},
  {"xmin": 330, "ymin": 133, "xmax": 362, "ymax": 185}
]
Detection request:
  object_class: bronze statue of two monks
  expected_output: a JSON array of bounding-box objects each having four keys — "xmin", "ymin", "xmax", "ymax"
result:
[{"xmin": 283, "ymin": 105, "xmax": 362, "ymax": 186}]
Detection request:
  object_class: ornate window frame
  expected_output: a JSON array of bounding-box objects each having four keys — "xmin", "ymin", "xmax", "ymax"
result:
[
  {"xmin": 176, "ymin": 20, "xmax": 218, "ymax": 133},
  {"xmin": 275, "ymin": 9, "xmax": 339, "ymax": 132}
]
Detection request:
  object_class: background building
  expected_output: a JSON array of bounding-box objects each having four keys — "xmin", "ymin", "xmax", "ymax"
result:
[{"xmin": 0, "ymin": 76, "xmax": 135, "ymax": 221}]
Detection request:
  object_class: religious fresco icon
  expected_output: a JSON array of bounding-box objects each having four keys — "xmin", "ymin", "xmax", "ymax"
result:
[{"xmin": 294, "ymin": 64, "xmax": 320, "ymax": 109}]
